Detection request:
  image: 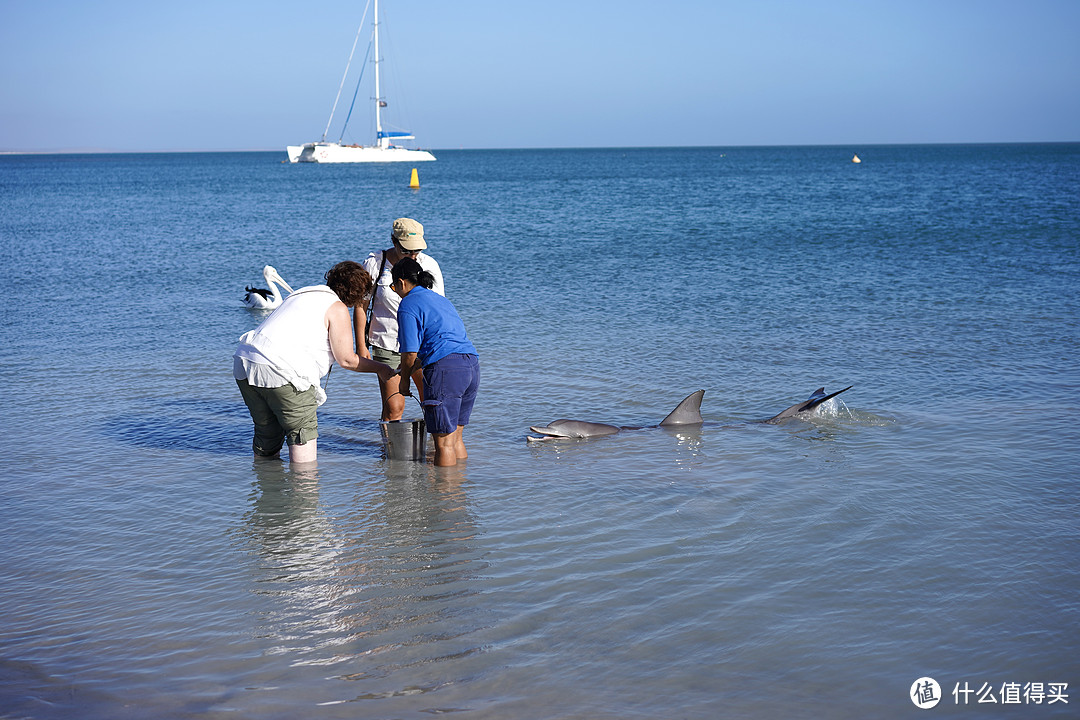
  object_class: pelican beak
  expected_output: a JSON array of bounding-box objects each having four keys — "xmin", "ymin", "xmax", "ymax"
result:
[{"xmin": 270, "ymin": 270, "xmax": 295, "ymax": 295}]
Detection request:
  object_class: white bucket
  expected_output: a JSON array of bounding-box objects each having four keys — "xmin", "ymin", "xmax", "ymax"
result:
[{"xmin": 380, "ymin": 418, "xmax": 427, "ymax": 461}]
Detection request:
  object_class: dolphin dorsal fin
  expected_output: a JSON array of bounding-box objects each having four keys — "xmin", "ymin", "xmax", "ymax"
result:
[
  {"xmin": 763, "ymin": 385, "xmax": 853, "ymax": 424},
  {"xmin": 659, "ymin": 390, "xmax": 705, "ymax": 426},
  {"xmin": 800, "ymin": 385, "xmax": 853, "ymax": 412}
]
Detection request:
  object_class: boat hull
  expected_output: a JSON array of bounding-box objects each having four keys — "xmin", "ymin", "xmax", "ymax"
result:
[{"xmin": 287, "ymin": 143, "xmax": 435, "ymax": 164}]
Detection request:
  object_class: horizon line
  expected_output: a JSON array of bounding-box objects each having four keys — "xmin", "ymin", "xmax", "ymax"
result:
[{"xmin": 3, "ymin": 139, "xmax": 1079, "ymax": 156}]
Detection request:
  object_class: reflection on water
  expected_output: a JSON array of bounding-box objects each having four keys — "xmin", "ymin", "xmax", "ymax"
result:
[
  {"xmin": 241, "ymin": 460, "xmax": 343, "ymax": 658},
  {"xmin": 238, "ymin": 458, "xmax": 489, "ymax": 701}
]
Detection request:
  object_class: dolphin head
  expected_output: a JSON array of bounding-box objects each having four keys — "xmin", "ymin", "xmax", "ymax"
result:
[{"xmin": 528, "ymin": 419, "xmax": 622, "ymax": 440}]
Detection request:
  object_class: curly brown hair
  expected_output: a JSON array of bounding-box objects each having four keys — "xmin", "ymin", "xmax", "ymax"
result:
[{"xmin": 325, "ymin": 261, "xmax": 373, "ymax": 307}]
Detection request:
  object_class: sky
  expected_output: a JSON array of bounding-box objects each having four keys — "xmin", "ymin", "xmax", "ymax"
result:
[{"xmin": 1, "ymin": 0, "xmax": 1077, "ymax": 152}]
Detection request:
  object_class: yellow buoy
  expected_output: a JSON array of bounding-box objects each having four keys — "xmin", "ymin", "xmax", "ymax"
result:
[
  {"xmin": 409, "ymin": 168, "xmax": 420, "ymax": 188},
  {"xmin": 852, "ymin": 154, "xmax": 862, "ymax": 164}
]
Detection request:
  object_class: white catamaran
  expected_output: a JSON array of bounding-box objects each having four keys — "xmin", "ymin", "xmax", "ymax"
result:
[{"xmin": 286, "ymin": 0, "xmax": 435, "ymax": 164}]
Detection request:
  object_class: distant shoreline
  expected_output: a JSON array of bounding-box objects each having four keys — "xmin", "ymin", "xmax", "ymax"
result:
[{"xmin": 3, "ymin": 140, "xmax": 1079, "ymax": 157}]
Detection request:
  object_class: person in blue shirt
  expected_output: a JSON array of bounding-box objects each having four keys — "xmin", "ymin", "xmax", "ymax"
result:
[{"xmin": 389, "ymin": 258, "xmax": 480, "ymax": 467}]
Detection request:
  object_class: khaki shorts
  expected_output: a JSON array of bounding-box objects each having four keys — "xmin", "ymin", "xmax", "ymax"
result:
[
  {"xmin": 237, "ymin": 379, "xmax": 319, "ymax": 455},
  {"xmin": 371, "ymin": 345, "xmax": 400, "ymax": 370}
]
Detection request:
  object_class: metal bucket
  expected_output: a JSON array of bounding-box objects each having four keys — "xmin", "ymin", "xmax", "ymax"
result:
[{"xmin": 380, "ymin": 418, "xmax": 427, "ymax": 461}]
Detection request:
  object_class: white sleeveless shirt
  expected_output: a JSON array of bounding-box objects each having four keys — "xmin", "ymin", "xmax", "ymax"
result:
[{"xmin": 234, "ymin": 286, "xmax": 340, "ymax": 391}]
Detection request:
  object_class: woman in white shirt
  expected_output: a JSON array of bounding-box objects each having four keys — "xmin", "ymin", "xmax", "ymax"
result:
[{"xmin": 235, "ymin": 261, "xmax": 395, "ymax": 464}]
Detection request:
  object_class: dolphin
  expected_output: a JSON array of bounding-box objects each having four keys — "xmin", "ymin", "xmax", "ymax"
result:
[
  {"xmin": 762, "ymin": 386, "xmax": 853, "ymax": 424},
  {"xmin": 527, "ymin": 390, "xmax": 705, "ymax": 442}
]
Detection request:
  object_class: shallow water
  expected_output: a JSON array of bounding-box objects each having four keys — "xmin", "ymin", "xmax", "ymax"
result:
[{"xmin": 1, "ymin": 145, "xmax": 1078, "ymax": 718}]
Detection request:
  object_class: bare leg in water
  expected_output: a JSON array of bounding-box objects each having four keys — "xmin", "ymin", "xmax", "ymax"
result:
[{"xmin": 432, "ymin": 426, "xmax": 467, "ymax": 466}]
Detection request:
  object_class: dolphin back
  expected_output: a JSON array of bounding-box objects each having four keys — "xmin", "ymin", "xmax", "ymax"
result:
[
  {"xmin": 658, "ymin": 390, "xmax": 705, "ymax": 426},
  {"xmin": 764, "ymin": 385, "xmax": 852, "ymax": 424}
]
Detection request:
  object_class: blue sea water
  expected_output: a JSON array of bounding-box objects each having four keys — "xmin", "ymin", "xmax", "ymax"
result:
[{"xmin": 0, "ymin": 144, "xmax": 1078, "ymax": 718}]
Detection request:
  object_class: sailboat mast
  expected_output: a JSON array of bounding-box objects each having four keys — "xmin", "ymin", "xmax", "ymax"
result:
[
  {"xmin": 373, "ymin": 0, "xmax": 384, "ymax": 149},
  {"xmin": 286, "ymin": 0, "xmax": 435, "ymax": 162}
]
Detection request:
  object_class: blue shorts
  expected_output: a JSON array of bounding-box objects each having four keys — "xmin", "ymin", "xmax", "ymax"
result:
[{"xmin": 421, "ymin": 353, "xmax": 480, "ymax": 435}]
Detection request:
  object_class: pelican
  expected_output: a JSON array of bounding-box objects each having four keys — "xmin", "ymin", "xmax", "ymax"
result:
[{"xmin": 244, "ymin": 265, "xmax": 295, "ymax": 309}]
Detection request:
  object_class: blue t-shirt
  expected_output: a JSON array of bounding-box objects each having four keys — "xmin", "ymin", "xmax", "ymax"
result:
[{"xmin": 397, "ymin": 286, "xmax": 478, "ymax": 366}]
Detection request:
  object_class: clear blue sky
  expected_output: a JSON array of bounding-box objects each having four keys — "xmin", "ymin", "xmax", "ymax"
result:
[{"xmin": 2, "ymin": 0, "xmax": 1077, "ymax": 152}]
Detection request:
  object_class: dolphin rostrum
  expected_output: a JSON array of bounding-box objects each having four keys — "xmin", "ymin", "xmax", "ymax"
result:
[
  {"xmin": 527, "ymin": 390, "xmax": 705, "ymax": 442},
  {"xmin": 762, "ymin": 386, "xmax": 853, "ymax": 424}
]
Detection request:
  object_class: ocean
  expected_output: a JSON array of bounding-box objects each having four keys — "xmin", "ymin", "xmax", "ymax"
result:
[{"xmin": 0, "ymin": 144, "xmax": 1077, "ymax": 718}]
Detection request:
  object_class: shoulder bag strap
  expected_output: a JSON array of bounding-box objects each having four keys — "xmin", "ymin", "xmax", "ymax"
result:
[{"xmin": 365, "ymin": 250, "xmax": 391, "ymax": 345}]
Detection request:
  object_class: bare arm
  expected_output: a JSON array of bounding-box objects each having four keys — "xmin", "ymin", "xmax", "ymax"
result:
[
  {"xmin": 329, "ymin": 302, "xmax": 393, "ymax": 378},
  {"xmin": 352, "ymin": 294, "xmax": 372, "ymax": 359},
  {"xmin": 398, "ymin": 352, "xmax": 419, "ymax": 396}
]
